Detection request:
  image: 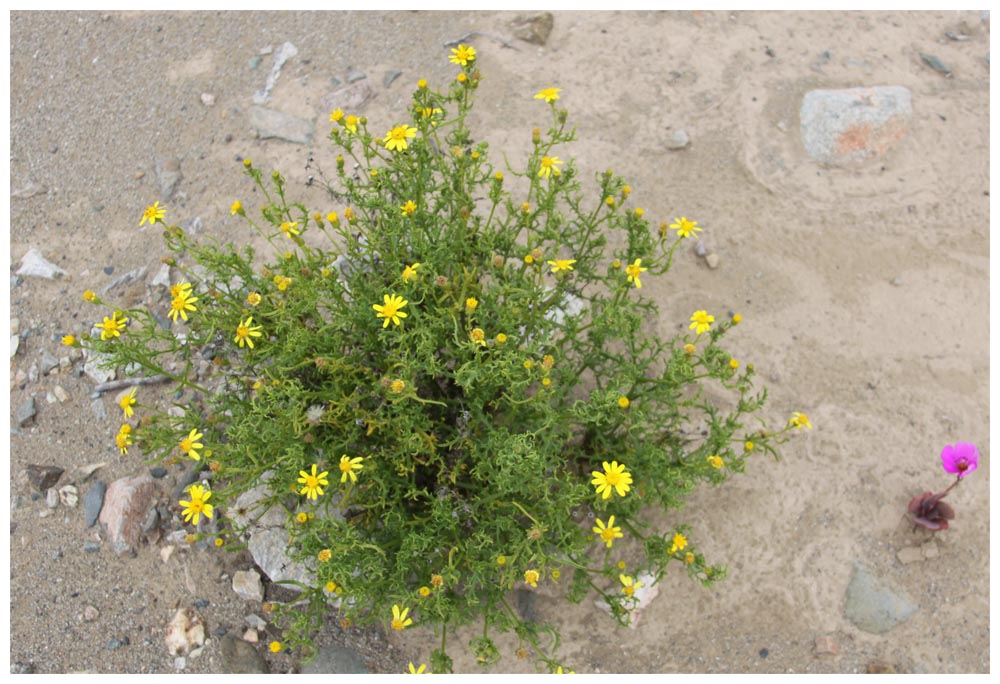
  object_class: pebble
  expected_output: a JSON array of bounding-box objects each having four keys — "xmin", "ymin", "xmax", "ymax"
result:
[
  {"xmin": 232, "ymin": 569, "xmax": 265, "ymax": 602},
  {"xmin": 922, "ymin": 540, "xmax": 939, "ymax": 559},
  {"xmin": 193, "ymin": 598, "xmax": 210, "ymax": 609},
  {"xmin": 220, "ymin": 633, "xmax": 269, "ymax": 674},
  {"xmin": 253, "ymin": 41, "xmax": 298, "ymax": 105},
  {"xmin": 345, "ymin": 66, "xmax": 367, "ymax": 83},
  {"xmin": 245, "ymin": 614, "xmax": 267, "ymax": 630},
  {"xmin": 382, "ymin": 70, "xmax": 402, "ymax": 88},
  {"xmin": 90, "ymin": 398, "xmax": 108, "ymax": 421},
  {"xmin": 248, "ymin": 55, "xmax": 263, "ymax": 70},
  {"xmin": 10, "ymin": 335, "xmax": 20, "ymax": 359},
  {"xmin": 84, "ymin": 349, "xmax": 117, "ymax": 384},
  {"xmin": 99, "ymin": 473, "xmax": 158, "ymax": 556},
  {"xmin": 83, "ymin": 541, "xmax": 101, "ymax": 553},
  {"xmin": 814, "ymin": 635, "xmax": 840, "ymax": 656},
  {"xmin": 165, "ymin": 607, "xmax": 206, "ymax": 656},
  {"xmin": 25, "ymin": 464, "xmax": 63, "ymax": 491},
  {"xmin": 666, "ymin": 129, "xmax": 691, "ymax": 150},
  {"xmin": 150, "ymin": 263, "xmax": 172, "ymax": 290},
  {"xmin": 919, "ymin": 52, "xmax": 952, "ymax": 77},
  {"xmin": 759, "ymin": 648, "xmax": 769, "ymax": 659},
  {"xmin": 510, "ymin": 11, "xmax": 555, "ymax": 45},
  {"xmin": 14, "ymin": 398, "xmax": 37, "ymax": 427},
  {"xmin": 83, "ymin": 605, "xmax": 99, "ymax": 622},
  {"xmin": 154, "ymin": 156, "xmax": 183, "ymax": 200},
  {"xmin": 40, "ymin": 349, "xmax": 59, "ymax": 375},
  {"xmin": 59, "ymin": 485, "xmax": 79, "ymax": 508},
  {"xmin": 705, "ymin": 253, "xmax": 721, "ymax": 269},
  {"xmin": 242, "ymin": 628, "xmax": 259, "ymax": 643},
  {"xmin": 101, "ymin": 267, "xmax": 148, "ymax": 295},
  {"xmin": 53, "ymin": 385, "xmax": 70, "ymax": 402},
  {"xmin": 200, "ymin": 93, "xmax": 216, "ymax": 107},
  {"xmin": 46, "ymin": 488, "xmax": 60, "ymax": 508},
  {"xmin": 150, "ymin": 466, "xmax": 168, "ymax": 479},
  {"xmin": 896, "ymin": 546, "xmax": 924, "ymax": 565},
  {"xmin": 160, "ymin": 545, "xmax": 176, "ymax": 564},
  {"xmin": 45, "ymin": 391, "xmax": 58, "ymax": 405},
  {"xmin": 322, "ymin": 80, "xmax": 374, "ymax": 114},
  {"xmin": 844, "ymin": 563, "xmax": 918, "ymax": 633},
  {"xmin": 300, "ymin": 646, "xmax": 370, "ymax": 674},
  {"xmin": 800, "ymin": 86, "xmax": 912, "ymax": 166},
  {"xmin": 694, "ymin": 240, "xmax": 708, "ymax": 257},
  {"xmin": 174, "ymin": 657, "xmax": 186, "ymax": 671},
  {"xmin": 28, "ymin": 362, "xmax": 39, "ymax": 383},
  {"xmin": 249, "ymin": 106, "xmax": 313, "ymax": 145},
  {"xmin": 108, "ymin": 639, "xmax": 123, "ymax": 651}
]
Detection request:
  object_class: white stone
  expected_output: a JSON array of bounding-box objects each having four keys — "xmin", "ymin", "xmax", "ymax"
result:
[
  {"xmin": 232, "ymin": 569, "xmax": 264, "ymax": 602},
  {"xmin": 17, "ymin": 248, "xmax": 67, "ymax": 279},
  {"xmin": 593, "ymin": 571, "xmax": 660, "ymax": 628},
  {"xmin": 165, "ymin": 607, "xmax": 206, "ymax": 656},
  {"xmin": 59, "ymin": 485, "xmax": 79, "ymax": 508}
]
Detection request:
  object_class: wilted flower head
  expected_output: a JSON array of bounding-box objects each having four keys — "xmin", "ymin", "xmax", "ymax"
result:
[
  {"xmin": 907, "ymin": 491, "xmax": 955, "ymax": 531},
  {"xmin": 940, "ymin": 442, "xmax": 979, "ymax": 479}
]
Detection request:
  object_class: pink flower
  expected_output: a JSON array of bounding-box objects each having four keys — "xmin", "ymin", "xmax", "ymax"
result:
[{"xmin": 940, "ymin": 442, "xmax": 979, "ymax": 479}]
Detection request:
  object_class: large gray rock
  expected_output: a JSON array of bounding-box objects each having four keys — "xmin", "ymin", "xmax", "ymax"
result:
[
  {"xmin": 800, "ymin": 86, "xmax": 912, "ymax": 166},
  {"xmin": 250, "ymin": 107, "xmax": 313, "ymax": 145},
  {"xmin": 299, "ymin": 646, "xmax": 369, "ymax": 674},
  {"xmin": 844, "ymin": 563, "xmax": 918, "ymax": 633},
  {"xmin": 220, "ymin": 633, "xmax": 269, "ymax": 674}
]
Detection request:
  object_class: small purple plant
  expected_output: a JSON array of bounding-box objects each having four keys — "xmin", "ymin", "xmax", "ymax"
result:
[{"xmin": 908, "ymin": 442, "xmax": 980, "ymax": 531}]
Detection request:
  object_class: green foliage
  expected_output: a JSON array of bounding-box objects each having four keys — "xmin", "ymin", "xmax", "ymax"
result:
[{"xmin": 77, "ymin": 50, "xmax": 807, "ymax": 673}]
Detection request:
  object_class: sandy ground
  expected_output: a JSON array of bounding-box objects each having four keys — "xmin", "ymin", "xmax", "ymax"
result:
[{"xmin": 7, "ymin": 9, "xmax": 990, "ymax": 674}]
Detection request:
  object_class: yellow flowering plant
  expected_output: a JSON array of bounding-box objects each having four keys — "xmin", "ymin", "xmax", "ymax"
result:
[{"xmin": 74, "ymin": 48, "xmax": 808, "ymax": 673}]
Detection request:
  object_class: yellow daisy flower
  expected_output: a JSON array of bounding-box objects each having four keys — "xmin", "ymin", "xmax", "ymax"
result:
[
  {"xmin": 373, "ymin": 294, "xmax": 408, "ymax": 328},
  {"xmin": 338, "ymin": 454, "xmax": 364, "ymax": 483},
  {"xmin": 234, "ymin": 316, "xmax": 263, "ymax": 348},
  {"xmin": 592, "ymin": 515, "xmax": 623, "ymax": 548},
  {"xmin": 119, "ymin": 388, "xmax": 137, "ymax": 419},
  {"xmin": 140, "ymin": 201, "xmax": 166, "ymax": 226},
  {"xmin": 689, "ymin": 310, "xmax": 715, "ymax": 336},
  {"xmin": 179, "ymin": 428, "xmax": 204, "ymax": 461},
  {"xmin": 298, "ymin": 463, "xmax": 330, "ymax": 500},
  {"xmin": 625, "ymin": 258, "xmax": 647, "ymax": 289},
  {"xmin": 590, "ymin": 460, "xmax": 633, "ymax": 499},
  {"xmin": 449, "ymin": 44, "xmax": 477, "ymax": 66},
  {"xmin": 391, "ymin": 604, "xmax": 413, "ymax": 630},
  {"xmin": 534, "ymin": 87, "xmax": 562, "ymax": 103},
  {"xmin": 383, "ymin": 124, "xmax": 417, "ymax": 152},
  {"xmin": 179, "ymin": 484, "xmax": 214, "ymax": 525}
]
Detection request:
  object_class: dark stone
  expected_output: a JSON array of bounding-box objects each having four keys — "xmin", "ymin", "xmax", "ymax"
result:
[
  {"xmin": 25, "ymin": 464, "xmax": 63, "ymax": 491},
  {"xmin": 510, "ymin": 12, "xmax": 555, "ymax": 45},
  {"xmin": 150, "ymin": 466, "xmax": 168, "ymax": 479},
  {"xmin": 345, "ymin": 67, "xmax": 366, "ymax": 83},
  {"xmin": 299, "ymin": 646, "xmax": 369, "ymax": 674},
  {"xmin": 103, "ymin": 266, "xmax": 115, "ymax": 275},
  {"xmin": 83, "ymin": 541, "xmax": 101, "ymax": 553},
  {"xmin": 85, "ymin": 480, "xmax": 107, "ymax": 527},
  {"xmin": 15, "ymin": 398, "xmax": 38, "ymax": 428},
  {"xmin": 759, "ymin": 648, "xmax": 769, "ymax": 658},
  {"xmin": 382, "ymin": 70, "xmax": 402, "ymax": 88},
  {"xmin": 193, "ymin": 599, "xmax": 210, "ymax": 609},
  {"xmin": 220, "ymin": 633, "xmax": 269, "ymax": 674}
]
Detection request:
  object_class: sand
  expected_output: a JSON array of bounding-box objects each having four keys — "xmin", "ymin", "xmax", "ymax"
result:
[{"xmin": 7, "ymin": 9, "xmax": 989, "ymax": 674}]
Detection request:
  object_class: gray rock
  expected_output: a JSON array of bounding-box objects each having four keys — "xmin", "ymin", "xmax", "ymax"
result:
[
  {"xmin": 83, "ymin": 540, "xmax": 101, "ymax": 553},
  {"xmin": 666, "ymin": 129, "xmax": 691, "ymax": 150},
  {"xmin": 14, "ymin": 397, "xmax": 37, "ymax": 427},
  {"xmin": 84, "ymin": 348, "xmax": 117, "ymax": 384},
  {"xmin": 200, "ymin": 93, "xmax": 216, "ymax": 107},
  {"xmin": 220, "ymin": 633, "xmax": 269, "ymax": 674},
  {"xmin": 101, "ymin": 267, "xmax": 147, "ymax": 295},
  {"xmin": 10, "ymin": 335, "xmax": 19, "ymax": 359},
  {"xmin": 253, "ymin": 41, "xmax": 298, "ymax": 105},
  {"xmin": 150, "ymin": 263, "xmax": 172, "ymax": 290},
  {"xmin": 39, "ymin": 349, "xmax": 59, "ymax": 375},
  {"xmin": 322, "ymin": 81, "xmax": 374, "ymax": 115},
  {"xmin": 844, "ymin": 563, "xmax": 918, "ymax": 633},
  {"xmin": 232, "ymin": 569, "xmax": 265, "ymax": 601},
  {"xmin": 300, "ymin": 646, "xmax": 369, "ymax": 674},
  {"xmin": 248, "ymin": 55, "xmax": 263, "ymax": 71},
  {"xmin": 25, "ymin": 464, "xmax": 62, "ymax": 491},
  {"xmin": 154, "ymin": 157, "xmax": 183, "ymax": 200},
  {"xmin": 17, "ymin": 248, "xmax": 67, "ymax": 279},
  {"xmin": 245, "ymin": 614, "xmax": 267, "ymax": 630},
  {"xmin": 150, "ymin": 466, "xmax": 168, "ymax": 479},
  {"xmin": 84, "ymin": 481, "xmax": 107, "ymax": 527},
  {"xmin": 250, "ymin": 107, "xmax": 313, "ymax": 144},
  {"xmin": 345, "ymin": 66, "xmax": 367, "ymax": 83},
  {"xmin": 53, "ymin": 385, "xmax": 70, "ymax": 402},
  {"xmin": 83, "ymin": 605, "xmax": 100, "ymax": 622},
  {"xmin": 90, "ymin": 398, "xmax": 108, "ymax": 421},
  {"xmin": 382, "ymin": 70, "xmax": 402, "ymax": 88},
  {"xmin": 98, "ymin": 474, "xmax": 158, "ymax": 556},
  {"xmin": 919, "ymin": 52, "xmax": 952, "ymax": 77},
  {"xmin": 510, "ymin": 12, "xmax": 555, "ymax": 45},
  {"xmin": 800, "ymin": 86, "xmax": 912, "ymax": 166},
  {"xmin": 46, "ymin": 487, "xmax": 60, "ymax": 508}
]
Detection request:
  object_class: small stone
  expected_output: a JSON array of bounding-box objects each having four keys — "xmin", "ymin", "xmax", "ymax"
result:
[
  {"xmin": 245, "ymin": 614, "xmax": 267, "ymax": 630},
  {"xmin": 345, "ymin": 66, "xmax": 367, "ymax": 83},
  {"xmin": 150, "ymin": 466, "xmax": 168, "ymax": 479},
  {"xmin": 108, "ymin": 639, "xmax": 122, "ymax": 651},
  {"xmin": 83, "ymin": 605, "xmax": 99, "ymax": 622},
  {"xmin": 45, "ymin": 391, "xmax": 58, "ymax": 405},
  {"xmin": 59, "ymin": 485, "xmax": 79, "ymax": 508},
  {"xmin": 53, "ymin": 386, "xmax": 70, "ymax": 402},
  {"xmin": 322, "ymin": 80, "xmax": 374, "ymax": 114},
  {"xmin": 46, "ymin": 488, "xmax": 60, "ymax": 508},
  {"xmin": 249, "ymin": 106, "xmax": 313, "ymax": 144},
  {"xmin": 919, "ymin": 52, "xmax": 952, "ymax": 77},
  {"xmin": 40, "ymin": 349, "xmax": 59, "ymax": 375},
  {"xmin": 25, "ymin": 464, "xmax": 63, "ymax": 491},
  {"xmin": 17, "ymin": 248, "xmax": 67, "ymax": 279},
  {"xmin": 220, "ymin": 633, "xmax": 269, "ymax": 674},
  {"xmin": 694, "ymin": 240, "xmax": 708, "ymax": 257},
  {"xmin": 84, "ymin": 481, "xmax": 106, "ymax": 527},
  {"xmin": 896, "ymin": 546, "xmax": 924, "ymax": 565},
  {"xmin": 28, "ymin": 363, "xmax": 39, "ymax": 383},
  {"xmin": 800, "ymin": 86, "xmax": 912, "ymax": 166},
  {"xmin": 705, "ymin": 253, "xmax": 720, "ymax": 269},
  {"xmin": 15, "ymin": 398, "xmax": 37, "ymax": 427},
  {"xmin": 101, "ymin": 267, "xmax": 148, "ymax": 295},
  {"xmin": 165, "ymin": 607, "xmax": 206, "ymax": 657},
  {"xmin": 99, "ymin": 474, "xmax": 158, "ymax": 556},
  {"xmin": 844, "ymin": 563, "xmax": 918, "ymax": 633},
  {"xmin": 248, "ymin": 55, "xmax": 263, "ymax": 70},
  {"xmin": 867, "ymin": 661, "xmax": 896, "ymax": 674},
  {"xmin": 890, "ymin": 276, "xmax": 903, "ymax": 286},
  {"xmin": 200, "ymin": 93, "xmax": 216, "ymax": 107},
  {"xmin": 83, "ymin": 541, "xmax": 101, "ymax": 553},
  {"xmin": 921, "ymin": 540, "xmax": 939, "ymax": 559},
  {"xmin": 10, "ymin": 335, "xmax": 19, "ymax": 359},
  {"xmin": 382, "ymin": 70, "xmax": 402, "ymax": 88},
  {"xmin": 300, "ymin": 646, "xmax": 370, "ymax": 674},
  {"xmin": 232, "ymin": 569, "xmax": 265, "ymax": 602},
  {"xmin": 814, "ymin": 635, "xmax": 840, "ymax": 656},
  {"xmin": 90, "ymin": 398, "xmax": 108, "ymax": 421},
  {"xmin": 70, "ymin": 462, "xmax": 107, "ymax": 484},
  {"xmin": 759, "ymin": 648, "xmax": 769, "ymax": 659},
  {"xmin": 174, "ymin": 657, "xmax": 186, "ymax": 671},
  {"xmin": 242, "ymin": 628, "xmax": 259, "ymax": 644},
  {"xmin": 84, "ymin": 348, "xmax": 117, "ymax": 384},
  {"xmin": 510, "ymin": 12, "xmax": 555, "ymax": 45},
  {"xmin": 666, "ymin": 129, "xmax": 691, "ymax": 150},
  {"xmin": 160, "ymin": 545, "xmax": 176, "ymax": 564},
  {"xmin": 150, "ymin": 263, "xmax": 172, "ymax": 290},
  {"xmin": 154, "ymin": 156, "xmax": 183, "ymax": 201}
]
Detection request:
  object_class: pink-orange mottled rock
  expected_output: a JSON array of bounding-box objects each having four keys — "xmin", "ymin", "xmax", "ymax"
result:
[{"xmin": 98, "ymin": 473, "xmax": 158, "ymax": 556}]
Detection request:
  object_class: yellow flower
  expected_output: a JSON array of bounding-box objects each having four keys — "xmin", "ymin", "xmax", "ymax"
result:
[
  {"xmin": 670, "ymin": 533, "xmax": 688, "ymax": 553},
  {"xmin": 330, "ymin": 108, "xmax": 344, "ymax": 122},
  {"xmin": 325, "ymin": 581, "xmax": 337, "ymax": 593},
  {"xmin": 625, "ymin": 258, "xmax": 647, "ymax": 289},
  {"xmin": 230, "ymin": 200, "xmax": 242, "ymax": 216},
  {"xmin": 119, "ymin": 388, "xmax": 137, "ymax": 419},
  {"xmin": 345, "ymin": 115, "xmax": 359, "ymax": 133},
  {"xmin": 401, "ymin": 200, "xmax": 418, "ymax": 216},
  {"xmin": 541, "ymin": 377, "xmax": 552, "ymax": 387},
  {"xmin": 555, "ymin": 666, "xmax": 575, "ymax": 674},
  {"xmin": 280, "ymin": 221, "xmax": 300, "ymax": 238},
  {"xmin": 789, "ymin": 412, "xmax": 813, "ymax": 429},
  {"xmin": 61, "ymin": 334, "xmax": 76, "ymax": 346},
  {"xmin": 338, "ymin": 454, "xmax": 364, "ymax": 483},
  {"xmin": 179, "ymin": 428, "xmax": 204, "ymax": 461},
  {"xmin": 523, "ymin": 569, "xmax": 540, "ymax": 587},
  {"xmin": 391, "ymin": 604, "xmax": 413, "ymax": 630},
  {"xmin": 465, "ymin": 297, "xmax": 478, "ymax": 311},
  {"xmin": 521, "ymin": 202, "xmax": 531, "ymax": 214},
  {"xmin": 689, "ymin": 310, "xmax": 715, "ymax": 336},
  {"xmin": 685, "ymin": 552, "xmax": 695, "ymax": 564},
  {"xmin": 729, "ymin": 358, "xmax": 739, "ymax": 369},
  {"xmin": 140, "ymin": 201, "xmax": 166, "ymax": 226},
  {"xmin": 326, "ymin": 211, "xmax": 339, "ymax": 225},
  {"xmin": 524, "ymin": 254, "xmax": 534, "ymax": 265},
  {"xmin": 538, "ymin": 156, "xmax": 564, "ymax": 179},
  {"xmin": 318, "ymin": 548, "xmax": 332, "ymax": 563},
  {"xmin": 430, "ymin": 574, "xmax": 444, "ymax": 588},
  {"xmin": 179, "ymin": 484, "xmax": 214, "ymax": 525},
  {"xmin": 168, "ymin": 289, "xmax": 198, "ymax": 323},
  {"xmin": 591, "ymin": 460, "xmax": 633, "ymax": 499},
  {"xmin": 95, "ymin": 312, "xmax": 128, "ymax": 341},
  {"xmin": 670, "ymin": 216, "xmax": 702, "ymax": 239},
  {"xmin": 115, "ymin": 424, "xmax": 132, "ymax": 455},
  {"xmin": 547, "ymin": 258, "xmax": 577, "ymax": 274},
  {"xmin": 296, "ymin": 512, "xmax": 308, "ymax": 524},
  {"xmin": 83, "ymin": 290, "xmax": 96, "ymax": 302},
  {"xmin": 214, "ymin": 537, "xmax": 224, "ymax": 547},
  {"xmin": 523, "ymin": 360, "xmax": 533, "ymax": 370},
  {"xmin": 402, "ymin": 263, "xmax": 421, "ymax": 283},
  {"xmin": 745, "ymin": 441, "xmax": 755, "ymax": 452},
  {"xmin": 418, "ymin": 586, "xmax": 431, "ymax": 597},
  {"xmin": 390, "ymin": 379, "xmax": 406, "ymax": 394},
  {"xmin": 247, "ymin": 292, "xmax": 262, "ymax": 306},
  {"xmin": 592, "ymin": 515, "xmax": 623, "ymax": 548},
  {"xmin": 622, "ymin": 185, "xmax": 632, "ymax": 196},
  {"xmin": 534, "ymin": 87, "xmax": 562, "ymax": 103},
  {"xmin": 456, "ymin": 73, "xmax": 467, "ymax": 84},
  {"xmin": 470, "ymin": 328, "xmax": 486, "ymax": 346},
  {"xmin": 170, "ymin": 282, "xmax": 192, "ymax": 299},
  {"xmin": 449, "ymin": 44, "xmax": 476, "ymax": 66},
  {"xmin": 635, "ymin": 208, "xmax": 645, "ymax": 217},
  {"xmin": 494, "ymin": 171, "xmax": 504, "ymax": 181},
  {"xmin": 274, "ymin": 276, "xmax": 291, "ymax": 291},
  {"xmin": 617, "ymin": 396, "xmax": 630, "ymax": 409},
  {"xmin": 383, "ymin": 124, "xmax": 417, "ymax": 152},
  {"xmin": 732, "ymin": 313, "xmax": 742, "ymax": 324},
  {"xmin": 298, "ymin": 463, "xmax": 330, "ymax": 500},
  {"xmin": 495, "ymin": 333, "xmax": 507, "ymax": 344},
  {"xmin": 269, "ymin": 641, "xmax": 282, "ymax": 653},
  {"xmin": 707, "ymin": 455, "xmax": 724, "ymax": 469},
  {"xmin": 606, "ymin": 197, "xmax": 615, "ymax": 207},
  {"xmin": 612, "ymin": 259, "xmax": 621, "ymax": 269},
  {"xmin": 243, "ymin": 158, "xmax": 252, "ymax": 168},
  {"xmin": 617, "ymin": 561, "xmax": 626, "ymax": 570},
  {"xmin": 683, "ymin": 343, "xmax": 696, "ymax": 355},
  {"xmin": 373, "ymin": 294, "xmax": 408, "ymax": 328},
  {"xmin": 234, "ymin": 316, "xmax": 263, "ymax": 349},
  {"xmin": 541, "ymin": 354, "xmax": 554, "ymax": 370},
  {"xmin": 417, "ymin": 78, "xmax": 428, "ymax": 89},
  {"xmin": 619, "ymin": 574, "xmax": 643, "ymax": 597},
  {"xmin": 407, "ymin": 662, "xmax": 427, "ymax": 674}
]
